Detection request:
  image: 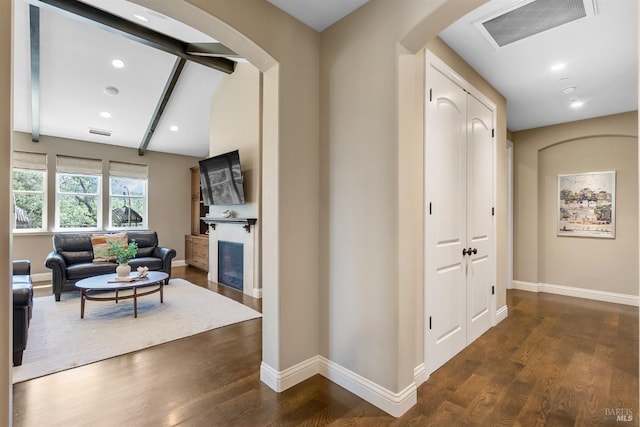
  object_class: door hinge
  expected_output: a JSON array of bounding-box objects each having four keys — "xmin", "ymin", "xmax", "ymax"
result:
[
  {"xmin": 429, "ymin": 202, "xmax": 432, "ymax": 215},
  {"xmin": 429, "ymin": 88, "xmax": 432, "ymax": 102},
  {"xmin": 492, "ymin": 128, "xmax": 495, "ymax": 138},
  {"xmin": 429, "ymin": 316, "xmax": 432, "ymax": 330},
  {"xmin": 492, "ymin": 207, "xmax": 495, "ymax": 216},
  {"xmin": 492, "ymin": 285, "xmax": 495, "ymax": 295}
]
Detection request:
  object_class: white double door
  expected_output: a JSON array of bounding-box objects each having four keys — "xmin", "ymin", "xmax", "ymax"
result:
[{"xmin": 424, "ymin": 53, "xmax": 495, "ymax": 374}]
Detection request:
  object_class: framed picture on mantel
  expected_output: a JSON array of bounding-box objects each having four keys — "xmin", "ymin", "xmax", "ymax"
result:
[{"xmin": 558, "ymin": 171, "xmax": 616, "ymax": 239}]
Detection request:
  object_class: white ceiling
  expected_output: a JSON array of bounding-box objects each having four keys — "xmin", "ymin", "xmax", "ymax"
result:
[
  {"xmin": 12, "ymin": 0, "xmax": 638, "ymax": 159},
  {"xmin": 440, "ymin": 0, "xmax": 638, "ymax": 131}
]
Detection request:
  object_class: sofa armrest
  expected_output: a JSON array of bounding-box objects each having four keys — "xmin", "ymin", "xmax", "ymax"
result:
[
  {"xmin": 153, "ymin": 246, "xmax": 176, "ymax": 275},
  {"xmin": 12, "ymin": 260, "xmax": 31, "ymax": 276},
  {"xmin": 45, "ymin": 252, "xmax": 69, "ymax": 301}
]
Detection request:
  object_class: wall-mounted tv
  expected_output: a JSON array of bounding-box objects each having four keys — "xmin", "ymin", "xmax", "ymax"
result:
[{"xmin": 199, "ymin": 150, "xmax": 246, "ymax": 205}]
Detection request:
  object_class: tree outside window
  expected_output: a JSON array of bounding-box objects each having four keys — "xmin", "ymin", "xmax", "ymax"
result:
[
  {"xmin": 56, "ymin": 173, "xmax": 101, "ymax": 229},
  {"xmin": 110, "ymin": 177, "xmax": 147, "ymax": 229},
  {"xmin": 12, "ymin": 169, "xmax": 46, "ymax": 231}
]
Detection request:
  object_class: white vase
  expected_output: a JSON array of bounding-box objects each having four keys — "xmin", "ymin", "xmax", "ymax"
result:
[{"xmin": 116, "ymin": 263, "xmax": 131, "ymax": 278}]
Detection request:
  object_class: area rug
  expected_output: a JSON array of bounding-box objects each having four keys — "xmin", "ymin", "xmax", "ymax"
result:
[{"xmin": 13, "ymin": 278, "xmax": 262, "ymax": 383}]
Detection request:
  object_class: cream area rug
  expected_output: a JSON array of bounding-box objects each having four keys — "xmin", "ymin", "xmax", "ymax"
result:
[{"xmin": 13, "ymin": 278, "xmax": 261, "ymax": 383}]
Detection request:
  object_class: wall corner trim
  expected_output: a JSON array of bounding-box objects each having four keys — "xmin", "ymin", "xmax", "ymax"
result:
[
  {"xmin": 512, "ymin": 281, "xmax": 639, "ymax": 307},
  {"xmin": 495, "ymin": 305, "xmax": 508, "ymax": 324},
  {"xmin": 260, "ymin": 356, "xmax": 418, "ymax": 417}
]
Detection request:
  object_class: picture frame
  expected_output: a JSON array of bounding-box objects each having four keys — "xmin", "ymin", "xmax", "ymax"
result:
[{"xmin": 558, "ymin": 171, "xmax": 616, "ymax": 238}]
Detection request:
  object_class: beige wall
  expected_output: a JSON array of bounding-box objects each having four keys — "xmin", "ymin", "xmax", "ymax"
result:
[
  {"xmin": 512, "ymin": 111, "xmax": 638, "ymax": 295},
  {"xmin": 135, "ymin": 0, "xmax": 323, "ymax": 372},
  {"xmin": 1, "ymin": 0, "xmax": 12, "ymax": 420},
  {"xmin": 209, "ymin": 62, "xmax": 261, "ymax": 219},
  {"xmin": 320, "ymin": 0, "xmax": 496, "ymax": 394},
  {"xmin": 12, "ymin": 132, "xmax": 199, "ymax": 275}
]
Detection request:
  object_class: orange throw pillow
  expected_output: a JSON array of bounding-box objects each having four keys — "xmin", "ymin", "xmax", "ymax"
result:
[{"xmin": 91, "ymin": 232, "xmax": 128, "ymax": 262}]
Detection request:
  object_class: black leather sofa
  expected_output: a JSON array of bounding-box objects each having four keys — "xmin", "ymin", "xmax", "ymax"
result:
[
  {"xmin": 13, "ymin": 260, "xmax": 33, "ymax": 366},
  {"xmin": 45, "ymin": 230, "xmax": 176, "ymax": 301}
]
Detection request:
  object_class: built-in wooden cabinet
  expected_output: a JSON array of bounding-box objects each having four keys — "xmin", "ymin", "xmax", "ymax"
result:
[
  {"xmin": 185, "ymin": 234, "xmax": 209, "ymax": 271},
  {"xmin": 185, "ymin": 166, "xmax": 209, "ymax": 271}
]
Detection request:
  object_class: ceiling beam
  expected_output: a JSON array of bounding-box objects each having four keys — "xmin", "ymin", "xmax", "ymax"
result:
[
  {"xmin": 29, "ymin": 4, "xmax": 40, "ymax": 142},
  {"xmin": 138, "ymin": 57, "xmax": 186, "ymax": 156},
  {"xmin": 33, "ymin": 0, "xmax": 236, "ymax": 74},
  {"xmin": 186, "ymin": 42, "xmax": 239, "ymax": 58}
]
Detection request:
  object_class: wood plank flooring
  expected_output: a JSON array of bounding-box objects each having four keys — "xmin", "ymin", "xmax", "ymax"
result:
[{"xmin": 14, "ymin": 268, "xmax": 638, "ymax": 426}]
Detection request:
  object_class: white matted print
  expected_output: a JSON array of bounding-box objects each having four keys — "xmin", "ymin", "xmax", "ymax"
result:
[{"xmin": 558, "ymin": 171, "xmax": 616, "ymax": 238}]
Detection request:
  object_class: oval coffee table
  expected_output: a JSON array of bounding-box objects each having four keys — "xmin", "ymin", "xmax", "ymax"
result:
[{"xmin": 75, "ymin": 271, "xmax": 169, "ymax": 318}]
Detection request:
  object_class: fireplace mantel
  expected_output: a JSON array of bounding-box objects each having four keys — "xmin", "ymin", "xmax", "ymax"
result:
[{"xmin": 201, "ymin": 217, "xmax": 257, "ymax": 233}]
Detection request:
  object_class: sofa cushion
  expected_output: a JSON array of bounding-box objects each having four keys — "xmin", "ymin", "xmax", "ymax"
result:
[
  {"xmin": 91, "ymin": 232, "xmax": 128, "ymax": 262},
  {"xmin": 13, "ymin": 275, "xmax": 31, "ymax": 285},
  {"xmin": 128, "ymin": 257, "xmax": 163, "ymax": 271},
  {"xmin": 53, "ymin": 234, "xmax": 95, "ymax": 265},
  {"xmin": 66, "ymin": 262, "xmax": 117, "ymax": 280}
]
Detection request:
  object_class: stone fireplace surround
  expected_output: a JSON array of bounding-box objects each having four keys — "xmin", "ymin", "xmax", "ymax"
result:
[{"xmin": 203, "ymin": 218, "xmax": 261, "ymax": 298}]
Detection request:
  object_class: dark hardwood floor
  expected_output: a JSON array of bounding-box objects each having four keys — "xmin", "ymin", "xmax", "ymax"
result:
[{"xmin": 14, "ymin": 267, "xmax": 638, "ymax": 426}]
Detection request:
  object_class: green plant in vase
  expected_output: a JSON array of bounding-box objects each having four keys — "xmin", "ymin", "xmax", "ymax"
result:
[{"xmin": 100, "ymin": 240, "xmax": 138, "ymax": 277}]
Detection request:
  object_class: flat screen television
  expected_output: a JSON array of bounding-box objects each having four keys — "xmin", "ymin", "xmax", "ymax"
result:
[{"xmin": 199, "ymin": 150, "xmax": 246, "ymax": 205}]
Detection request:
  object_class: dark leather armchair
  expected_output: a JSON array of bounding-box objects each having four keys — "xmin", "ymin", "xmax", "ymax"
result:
[{"xmin": 13, "ymin": 260, "xmax": 33, "ymax": 366}]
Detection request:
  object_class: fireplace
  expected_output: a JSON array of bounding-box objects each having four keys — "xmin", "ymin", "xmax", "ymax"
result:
[
  {"xmin": 218, "ymin": 241, "xmax": 244, "ymax": 291},
  {"xmin": 205, "ymin": 218, "xmax": 261, "ymax": 298}
]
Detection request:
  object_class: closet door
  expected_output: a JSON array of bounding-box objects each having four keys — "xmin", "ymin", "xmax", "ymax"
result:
[
  {"xmin": 425, "ymin": 53, "xmax": 496, "ymax": 375},
  {"xmin": 465, "ymin": 94, "xmax": 494, "ymax": 344},
  {"xmin": 424, "ymin": 65, "xmax": 468, "ymax": 373}
]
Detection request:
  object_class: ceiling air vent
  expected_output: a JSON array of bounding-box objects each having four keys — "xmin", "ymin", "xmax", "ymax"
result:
[
  {"xmin": 474, "ymin": 0, "xmax": 597, "ymax": 49},
  {"xmin": 89, "ymin": 127, "xmax": 112, "ymax": 137}
]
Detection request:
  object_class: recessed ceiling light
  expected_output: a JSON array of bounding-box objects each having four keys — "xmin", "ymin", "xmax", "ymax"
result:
[
  {"xmin": 103, "ymin": 86, "xmax": 119, "ymax": 96},
  {"xmin": 99, "ymin": 111, "xmax": 112, "ymax": 119},
  {"xmin": 111, "ymin": 59, "xmax": 125, "ymax": 69},
  {"xmin": 570, "ymin": 100, "xmax": 584, "ymax": 108},
  {"xmin": 169, "ymin": 125, "xmax": 179, "ymax": 132},
  {"xmin": 551, "ymin": 63, "xmax": 565, "ymax": 72},
  {"xmin": 133, "ymin": 14, "xmax": 149, "ymax": 22},
  {"xmin": 562, "ymin": 86, "xmax": 576, "ymax": 94}
]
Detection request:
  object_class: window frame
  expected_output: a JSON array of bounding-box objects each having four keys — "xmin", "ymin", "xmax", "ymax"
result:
[
  {"xmin": 12, "ymin": 167, "xmax": 47, "ymax": 233},
  {"xmin": 108, "ymin": 175, "xmax": 149, "ymax": 230},
  {"xmin": 55, "ymin": 172, "xmax": 103, "ymax": 231}
]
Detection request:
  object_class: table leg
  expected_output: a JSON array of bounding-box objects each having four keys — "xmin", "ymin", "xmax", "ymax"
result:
[
  {"xmin": 160, "ymin": 283, "xmax": 164, "ymax": 304},
  {"xmin": 81, "ymin": 289, "xmax": 86, "ymax": 319},
  {"xmin": 115, "ymin": 289, "xmax": 119, "ymax": 303},
  {"xmin": 133, "ymin": 287, "xmax": 137, "ymax": 318}
]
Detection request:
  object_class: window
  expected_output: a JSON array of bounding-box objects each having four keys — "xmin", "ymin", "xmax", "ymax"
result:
[
  {"xmin": 55, "ymin": 155, "xmax": 102, "ymax": 230},
  {"xmin": 12, "ymin": 151, "xmax": 47, "ymax": 232},
  {"xmin": 109, "ymin": 161, "xmax": 148, "ymax": 229}
]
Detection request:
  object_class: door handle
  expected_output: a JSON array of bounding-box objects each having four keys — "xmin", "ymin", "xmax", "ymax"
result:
[{"xmin": 462, "ymin": 247, "xmax": 478, "ymax": 256}]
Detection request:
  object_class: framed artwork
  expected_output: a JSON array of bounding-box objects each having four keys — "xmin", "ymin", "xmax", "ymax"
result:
[{"xmin": 558, "ymin": 171, "xmax": 616, "ymax": 238}]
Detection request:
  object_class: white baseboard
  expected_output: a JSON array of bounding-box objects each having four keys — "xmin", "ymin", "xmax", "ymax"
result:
[
  {"xmin": 252, "ymin": 288, "xmax": 263, "ymax": 298},
  {"xmin": 413, "ymin": 363, "xmax": 428, "ymax": 387},
  {"xmin": 495, "ymin": 305, "xmax": 508, "ymax": 324},
  {"xmin": 172, "ymin": 259, "xmax": 187, "ymax": 268},
  {"xmin": 32, "ymin": 272, "xmax": 51, "ymax": 283},
  {"xmin": 260, "ymin": 356, "xmax": 418, "ymax": 417},
  {"xmin": 318, "ymin": 356, "xmax": 417, "ymax": 417},
  {"xmin": 260, "ymin": 357, "xmax": 320, "ymax": 392},
  {"xmin": 512, "ymin": 280, "xmax": 639, "ymax": 307}
]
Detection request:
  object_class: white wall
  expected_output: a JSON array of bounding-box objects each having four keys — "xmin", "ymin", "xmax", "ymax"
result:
[{"xmin": 209, "ymin": 62, "xmax": 261, "ymax": 219}]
